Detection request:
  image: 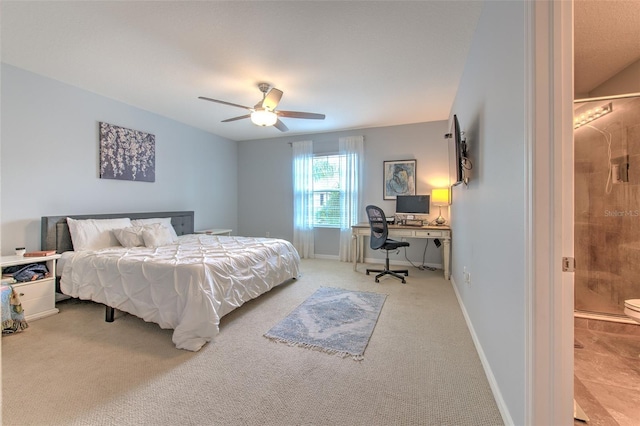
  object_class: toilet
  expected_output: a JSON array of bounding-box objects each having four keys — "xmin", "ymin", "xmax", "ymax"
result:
[{"xmin": 624, "ymin": 299, "xmax": 640, "ymax": 323}]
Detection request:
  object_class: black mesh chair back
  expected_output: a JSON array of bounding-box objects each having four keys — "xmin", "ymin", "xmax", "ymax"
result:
[
  {"xmin": 366, "ymin": 205, "xmax": 387, "ymax": 250},
  {"xmin": 364, "ymin": 205, "xmax": 410, "ymax": 283}
]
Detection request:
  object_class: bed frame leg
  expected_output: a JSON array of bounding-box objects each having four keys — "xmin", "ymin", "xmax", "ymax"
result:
[{"xmin": 105, "ymin": 306, "xmax": 115, "ymax": 322}]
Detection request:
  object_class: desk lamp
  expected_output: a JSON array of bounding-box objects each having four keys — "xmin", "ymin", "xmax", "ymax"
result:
[{"xmin": 431, "ymin": 188, "xmax": 450, "ymax": 226}]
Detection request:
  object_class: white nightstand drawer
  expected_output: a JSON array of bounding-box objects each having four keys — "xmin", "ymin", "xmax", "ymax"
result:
[
  {"xmin": 13, "ymin": 278, "xmax": 54, "ymax": 302},
  {"xmin": 415, "ymin": 230, "xmax": 445, "ymax": 238},
  {"xmin": 22, "ymin": 296, "xmax": 55, "ymax": 319}
]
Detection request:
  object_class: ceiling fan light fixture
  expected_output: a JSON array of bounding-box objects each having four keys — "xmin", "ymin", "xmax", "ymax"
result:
[
  {"xmin": 199, "ymin": 85, "xmax": 324, "ymax": 133},
  {"xmin": 251, "ymin": 109, "xmax": 278, "ymax": 127}
]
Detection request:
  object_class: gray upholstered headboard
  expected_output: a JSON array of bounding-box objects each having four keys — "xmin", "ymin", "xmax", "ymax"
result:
[{"xmin": 41, "ymin": 211, "xmax": 195, "ymax": 253}]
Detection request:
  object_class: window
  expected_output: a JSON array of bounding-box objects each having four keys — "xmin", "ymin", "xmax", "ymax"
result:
[{"xmin": 312, "ymin": 154, "xmax": 346, "ymax": 227}]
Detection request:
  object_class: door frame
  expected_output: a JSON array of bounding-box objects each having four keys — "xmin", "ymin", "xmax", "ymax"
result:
[{"xmin": 527, "ymin": 0, "xmax": 574, "ymax": 424}]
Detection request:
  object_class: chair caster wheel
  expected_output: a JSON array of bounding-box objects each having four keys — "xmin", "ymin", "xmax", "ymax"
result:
[
  {"xmin": 401, "ymin": 279, "xmax": 406, "ymax": 284},
  {"xmin": 366, "ymin": 271, "xmax": 370, "ymax": 275},
  {"xmin": 375, "ymin": 279, "xmax": 379, "ymax": 283}
]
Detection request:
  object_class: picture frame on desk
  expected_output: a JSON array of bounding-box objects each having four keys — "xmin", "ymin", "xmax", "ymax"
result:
[{"xmin": 383, "ymin": 159, "xmax": 416, "ymax": 200}]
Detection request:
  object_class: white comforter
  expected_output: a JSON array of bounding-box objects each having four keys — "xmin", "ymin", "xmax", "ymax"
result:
[{"xmin": 60, "ymin": 234, "xmax": 300, "ymax": 351}]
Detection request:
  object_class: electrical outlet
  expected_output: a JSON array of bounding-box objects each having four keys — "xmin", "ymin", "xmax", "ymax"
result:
[
  {"xmin": 463, "ymin": 266, "xmax": 471, "ymax": 285},
  {"xmin": 266, "ymin": 232, "xmax": 270, "ymax": 237}
]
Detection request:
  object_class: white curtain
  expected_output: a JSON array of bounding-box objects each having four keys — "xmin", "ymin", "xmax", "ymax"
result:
[
  {"xmin": 292, "ymin": 140, "xmax": 315, "ymax": 258},
  {"xmin": 338, "ymin": 136, "xmax": 364, "ymax": 261}
]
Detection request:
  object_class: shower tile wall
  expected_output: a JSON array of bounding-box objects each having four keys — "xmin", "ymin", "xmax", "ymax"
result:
[{"xmin": 575, "ymin": 96, "xmax": 640, "ymax": 315}]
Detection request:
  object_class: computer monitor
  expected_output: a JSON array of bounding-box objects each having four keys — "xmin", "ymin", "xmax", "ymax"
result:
[{"xmin": 395, "ymin": 195, "xmax": 430, "ymax": 214}]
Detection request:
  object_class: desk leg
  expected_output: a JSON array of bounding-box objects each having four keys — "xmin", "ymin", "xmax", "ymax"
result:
[
  {"xmin": 352, "ymin": 234, "xmax": 364, "ymax": 271},
  {"xmin": 443, "ymin": 238, "xmax": 451, "ymax": 280},
  {"xmin": 352, "ymin": 234, "xmax": 358, "ymax": 271}
]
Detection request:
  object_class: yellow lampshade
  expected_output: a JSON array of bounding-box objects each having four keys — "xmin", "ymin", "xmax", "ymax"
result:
[
  {"xmin": 251, "ymin": 109, "xmax": 278, "ymax": 127},
  {"xmin": 431, "ymin": 188, "xmax": 450, "ymax": 206}
]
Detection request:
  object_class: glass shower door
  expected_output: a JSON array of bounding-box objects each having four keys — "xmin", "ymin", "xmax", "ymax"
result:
[{"xmin": 574, "ymin": 94, "xmax": 640, "ymax": 316}]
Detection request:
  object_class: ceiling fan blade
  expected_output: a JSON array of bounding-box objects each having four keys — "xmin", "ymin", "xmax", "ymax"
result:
[
  {"xmin": 262, "ymin": 88, "xmax": 283, "ymax": 111},
  {"xmin": 274, "ymin": 119, "xmax": 289, "ymax": 132},
  {"xmin": 277, "ymin": 110, "xmax": 325, "ymax": 120},
  {"xmin": 198, "ymin": 96, "xmax": 252, "ymax": 111},
  {"xmin": 221, "ymin": 114, "xmax": 251, "ymax": 123}
]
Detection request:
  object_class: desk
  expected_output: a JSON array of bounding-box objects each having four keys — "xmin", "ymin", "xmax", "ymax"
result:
[{"xmin": 351, "ymin": 223, "xmax": 451, "ymax": 280}]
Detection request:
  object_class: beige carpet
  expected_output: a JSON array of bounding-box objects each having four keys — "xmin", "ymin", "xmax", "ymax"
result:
[{"xmin": 2, "ymin": 259, "xmax": 503, "ymax": 426}]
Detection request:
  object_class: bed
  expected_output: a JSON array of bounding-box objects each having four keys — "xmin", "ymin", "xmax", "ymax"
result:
[{"xmin": 41, "ymin": 211, "xmax": 300, "ymax": 351}]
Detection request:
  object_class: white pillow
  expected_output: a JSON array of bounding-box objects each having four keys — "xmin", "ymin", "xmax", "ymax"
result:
[
  {"xmin": 113, "ymin": 226, "xmax": 146, "ymax": 248},
  {"xmin": 141, "ymin": 223, "xmax": 176, "ymax": 247},
  {"xmin": 67, "ymin": 217, "xmax": 132, "ymax": 251},
  {"xmin": 131, "ymin": 218, "xmax": 179, "ymax": 240}
]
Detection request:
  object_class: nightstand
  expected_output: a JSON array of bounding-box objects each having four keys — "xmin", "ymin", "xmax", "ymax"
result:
[
  {"xmin": 1, "ymin": 254, "xmax": 61, "ymax": 321},
  {"xmin": 195, "ymin": 229, "xmax": 232, "ymax": 236}
]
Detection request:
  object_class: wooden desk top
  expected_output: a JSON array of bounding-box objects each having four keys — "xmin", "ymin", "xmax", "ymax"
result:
[{"xmin": 352, "ymin": 223, "xmax": 450, "ymax": 231}]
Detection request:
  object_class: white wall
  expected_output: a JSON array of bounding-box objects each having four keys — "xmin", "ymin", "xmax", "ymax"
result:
[
  {"xmin": 448, "ymin": 2, "xmax": 526, "ymax": 424},
  {"xmin": 237, "ymin": 121, "xmax": 449, "ymax": 265},
  {"xmin": 1, "ymin": 64, "xmax": 238, "ymax": 254}
]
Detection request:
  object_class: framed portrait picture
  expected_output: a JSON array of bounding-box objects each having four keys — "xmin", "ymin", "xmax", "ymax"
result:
[{"xmin": 383, "ymin": 159, "xmax": 416, "ymax": 200}]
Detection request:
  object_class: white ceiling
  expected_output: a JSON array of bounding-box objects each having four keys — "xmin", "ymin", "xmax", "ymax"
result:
[
  {"xmin": 1, "ymin": 1, "xmax": 483, "ymax": 141},
  {"xmin": 3, "ymin": 1, "xmax": 638, "ymax": 142},
  {"xmin": 574, "ymin": 0, "xmax": 640, "ymax": 97}
]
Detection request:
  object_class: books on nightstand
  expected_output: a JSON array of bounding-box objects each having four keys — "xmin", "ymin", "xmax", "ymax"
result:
[{"xmin": 23, "ymin": 250, "xmax": 56, "ymax": 257}]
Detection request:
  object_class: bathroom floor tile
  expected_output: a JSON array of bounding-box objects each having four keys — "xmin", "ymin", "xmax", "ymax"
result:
[
  {"xmin": 574, "ymin": 377, "xmax": 618, "ymax": 426},
  {"xmin": 586, "ymin": 381, "xmax": 640, "ymax": 426},
  {"xmin": 574, "ymin": 346, "xmax": 640, "ymax": 392},
  {"xmin": 574, "ymin": 325, "xmax": 640, "ymax": 425}
]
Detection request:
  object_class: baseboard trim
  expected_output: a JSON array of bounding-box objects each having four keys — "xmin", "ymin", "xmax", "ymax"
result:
[
  {"xmin": 313, "ymin": 254, "xmax": 339, "ymax": 261},
  {"xmin": 303, "ymin": 256, "xmax": 443, "ymax": 269},
  {"xmin": 450, "ymin": 277, "xmax": 513, "ymax": 425},
  {"xmin": 362, "ymin": 257, "xmax": 442, "ymax": 269}
]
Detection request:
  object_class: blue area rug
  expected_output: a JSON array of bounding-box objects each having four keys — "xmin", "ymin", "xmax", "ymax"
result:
[{"xmin": 264, "ymin": 287, "xmax": 386, "ymax": 360}]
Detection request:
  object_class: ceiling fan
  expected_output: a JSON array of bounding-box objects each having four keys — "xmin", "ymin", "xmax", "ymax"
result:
[{"xmin": 198, "ymin": 83, "xmax": 325, "ymax": 132}]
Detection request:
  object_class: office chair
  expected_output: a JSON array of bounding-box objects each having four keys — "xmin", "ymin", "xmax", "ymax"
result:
[{"xmin": 365, "ymin": 205, "xmax": 410, "ymax": 283}]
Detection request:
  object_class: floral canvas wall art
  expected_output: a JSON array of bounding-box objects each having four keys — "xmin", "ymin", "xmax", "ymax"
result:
[{"xmin": 99, "ymin": 122, "xmax": 155, "ymax": 182}]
